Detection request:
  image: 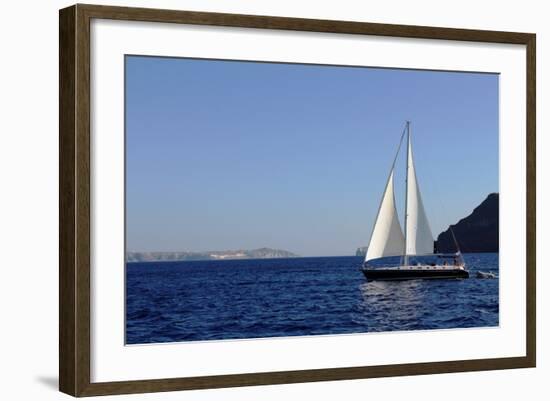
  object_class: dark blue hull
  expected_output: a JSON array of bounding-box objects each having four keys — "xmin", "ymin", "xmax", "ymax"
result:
[{"xmin": 362, "ymin": 267, "xmax": 469, "ymax": 281}]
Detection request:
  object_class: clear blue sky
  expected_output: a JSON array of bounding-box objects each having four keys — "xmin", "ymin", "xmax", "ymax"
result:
[{"xmin": 125, "ymin": 56, "xmax": 498, "ymax": 256}]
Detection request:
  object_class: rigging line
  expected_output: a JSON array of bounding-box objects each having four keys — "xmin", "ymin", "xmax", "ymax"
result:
[
  {"xmin": 449, "ymin": 225, "xmax": 462, "ymax": 254},
  {"xmin": 390, "ymin": 122, "xmax": 409, "ymax": 171},
  {"xmin": 428, "ymin": 147, "xmax": 462, "ymax": 255}
]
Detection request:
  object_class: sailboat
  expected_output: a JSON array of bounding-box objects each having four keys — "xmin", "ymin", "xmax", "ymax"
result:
[{"xmin": 362, "ymin": 121, "xmax": 469, "ymax": 281}]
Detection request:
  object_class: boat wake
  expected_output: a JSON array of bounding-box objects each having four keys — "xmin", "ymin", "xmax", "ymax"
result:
[{"xmin": 475, "ymin": 271, "xmax": 498, "ymax": 279}]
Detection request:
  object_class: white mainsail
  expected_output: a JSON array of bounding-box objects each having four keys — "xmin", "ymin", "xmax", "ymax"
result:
[
  {"xmin": 405, "ymin": 133, "xmax": 434, "ymax": 256},
  {"xmin": 365, "ymin": 170, "xmax": 405, "ymax": 262}
]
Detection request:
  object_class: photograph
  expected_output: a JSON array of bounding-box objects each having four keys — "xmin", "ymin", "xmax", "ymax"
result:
[{"xmin": 124, "ymin": 55, "xmax": 499, "ymax": 345}]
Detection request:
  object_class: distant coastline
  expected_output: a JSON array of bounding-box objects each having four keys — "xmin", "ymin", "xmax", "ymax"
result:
[{"xmin": 126, "ymin": 247, "xmax": 299, "ymax": 263}]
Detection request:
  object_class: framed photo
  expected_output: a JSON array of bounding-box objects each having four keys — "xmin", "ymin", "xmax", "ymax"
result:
[{"xmin": 59, "ymin": 4, "xmax": 536, "ymax": 397}]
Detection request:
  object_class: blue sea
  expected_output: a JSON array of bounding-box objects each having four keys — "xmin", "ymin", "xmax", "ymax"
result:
[{"xmin": 126, "ymin": 253, "xmax": 498, "ymax": 344}]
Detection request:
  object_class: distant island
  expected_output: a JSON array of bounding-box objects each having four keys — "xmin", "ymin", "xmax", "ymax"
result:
[
  {"xmin": 355, "ymin": 246, "xmax": 368, "ymax": 257},
  {"xmin": 356, "ymin": 193, "xmax": 499, "ymax": 256},
  {"xmin": 126, "ymin": 247, "xmax": 299, "ymax": 262}
]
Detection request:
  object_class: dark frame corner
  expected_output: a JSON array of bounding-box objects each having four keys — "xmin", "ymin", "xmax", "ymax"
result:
[{"xmin": 59, "ymin": 3, "xmax": 536, "ymax": 397}]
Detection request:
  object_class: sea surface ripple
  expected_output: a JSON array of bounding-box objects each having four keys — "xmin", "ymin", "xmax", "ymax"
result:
[{"xmin": 126, "ymin": 253, "xmax": 498, "ymax": 344}]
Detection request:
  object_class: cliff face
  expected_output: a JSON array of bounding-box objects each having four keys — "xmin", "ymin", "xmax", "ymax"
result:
[{"xmin": 436, "ymin": 193, "xmax": 499, "ymax": 253}]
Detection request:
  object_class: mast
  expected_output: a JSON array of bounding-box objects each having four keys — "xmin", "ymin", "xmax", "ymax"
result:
[{"xmin": 403, "ymin": 121, "xmax": 410, "ymax": 267}]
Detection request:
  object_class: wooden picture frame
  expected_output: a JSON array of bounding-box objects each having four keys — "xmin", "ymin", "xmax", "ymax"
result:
[{"xmin": 59, "ymin": 3, "xmax": 536, "ymax": 397}]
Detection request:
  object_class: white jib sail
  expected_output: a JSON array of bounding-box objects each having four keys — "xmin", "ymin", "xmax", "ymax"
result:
[
  {"xmin": 405, "ymin": 136, "xmax": 434, "ymax": 256},
  {"xmin": 365, "ymin": 170, "xmax": 405, "ymax": 262}
]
